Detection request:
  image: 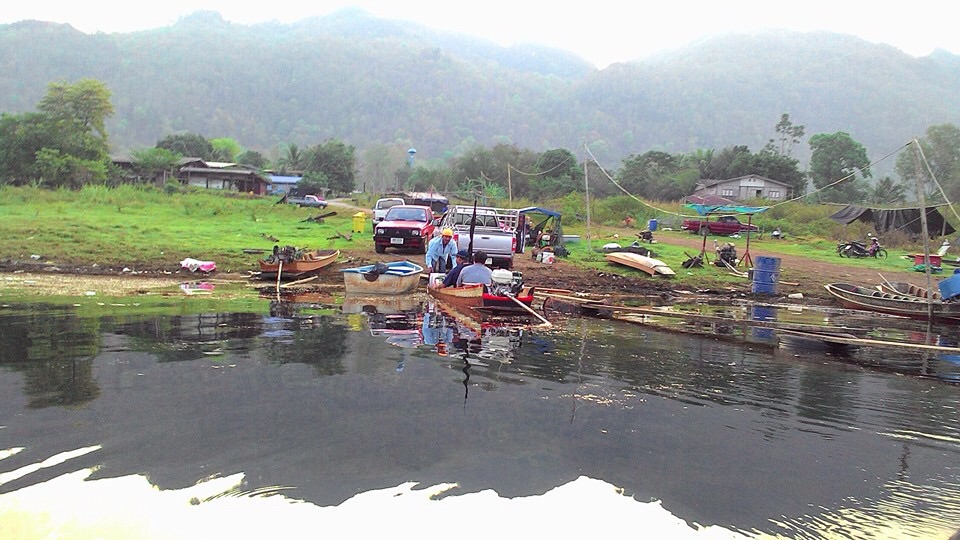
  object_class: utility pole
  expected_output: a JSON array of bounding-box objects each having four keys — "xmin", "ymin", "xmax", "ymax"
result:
[
  {"xmin": 584, "ymin": 150, "xmax": 591, "ymax": 252},
  {"xmin": 913, "ymin": 140, "xmax": 933, "ymax": 324}
]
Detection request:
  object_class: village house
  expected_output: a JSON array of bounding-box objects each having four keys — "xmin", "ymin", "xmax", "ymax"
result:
[
  {"xmin": 688, "ymin": 174, "xmax": 792, "ymax": 202},
  {"xmin": 111, "ymin": 157, "xmax": 270, "ymax": 194},
  {"xmin": 178, "ymin": 161, "xmax": 271, "ymax": 195}
]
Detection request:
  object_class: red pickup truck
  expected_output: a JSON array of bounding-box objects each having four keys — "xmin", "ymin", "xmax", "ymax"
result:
[
  {"xmin": 373, "ymin": 205, "xmax": 436, "ymax": 254},
  {"xmin": 681, "ymin": 215, "xmax": 759, "ymax": 235}
]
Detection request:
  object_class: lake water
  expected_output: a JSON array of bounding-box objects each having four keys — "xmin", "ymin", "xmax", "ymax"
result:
[{"xmin": 1, "ymin": 286, "xmax": 958, "ymax": 539}]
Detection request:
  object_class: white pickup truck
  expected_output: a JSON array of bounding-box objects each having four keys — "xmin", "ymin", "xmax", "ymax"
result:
[
  {"xmin": 436, "ymin": 205, "xmax": 520, "ymax": 268},
  {"xmin": 372, "ymin": 197, "xmax": 405, "ymax": 224}
]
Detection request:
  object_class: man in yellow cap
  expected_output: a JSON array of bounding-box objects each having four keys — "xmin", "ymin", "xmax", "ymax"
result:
[{"xmin": 426, "ymin": 227, "xmax": 458, "ymax": 273}]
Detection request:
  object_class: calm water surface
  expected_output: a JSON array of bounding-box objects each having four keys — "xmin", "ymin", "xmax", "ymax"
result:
[{"xmin": 0, "ymin": 289, "xmax": 958, "ymax": 539}]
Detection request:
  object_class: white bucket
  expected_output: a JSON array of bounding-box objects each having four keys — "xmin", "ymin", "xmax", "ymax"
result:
[
  {"xmin": 541, "ymin": 252, "xmax": 555, "ymax": 264},
  {"xmin": 428, "ymin": 272, "xmax": 445, "ymax": 287}
]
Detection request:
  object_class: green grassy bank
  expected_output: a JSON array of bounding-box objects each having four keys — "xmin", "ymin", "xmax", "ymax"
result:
[
  {"xmin": 0, "ymin": 185, "xmax": 362, "ymax": 273},
  {"xmin": 0, "ymin": 185, "xmax": 937, "ymax": 287}
]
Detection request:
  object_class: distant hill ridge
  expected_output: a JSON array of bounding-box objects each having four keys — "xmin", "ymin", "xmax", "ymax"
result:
[{"xmin": 0, "ymin": 9, "xmax": 958, "ymax": 169}]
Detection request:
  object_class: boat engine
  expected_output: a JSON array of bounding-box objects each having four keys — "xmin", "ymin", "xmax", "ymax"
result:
[{"xmin": 489, "ymin": 269, "xmax": 523, "ymax": 296}]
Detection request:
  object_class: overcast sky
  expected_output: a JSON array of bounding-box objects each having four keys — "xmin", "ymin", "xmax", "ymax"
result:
[{"xmin": 4, "ymin": 1, "xmax": 957, "ymax": 68}]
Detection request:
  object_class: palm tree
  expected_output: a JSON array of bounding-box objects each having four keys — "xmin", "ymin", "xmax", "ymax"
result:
[{"xmin": 279, "ymin": 143, "xmax": 306, "ymax": 174}]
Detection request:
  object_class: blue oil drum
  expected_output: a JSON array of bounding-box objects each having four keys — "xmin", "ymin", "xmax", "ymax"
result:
[
  {"xmin": 751, "ymin": 305, "xmax": 776, "ymax": 340},
  {"xmin": 751, "ymin": 256, "xmax": 781, "ymax": 294},
  {"xmin": 648, "ymin": 218, "xmax": 658, "ymax": 231}
]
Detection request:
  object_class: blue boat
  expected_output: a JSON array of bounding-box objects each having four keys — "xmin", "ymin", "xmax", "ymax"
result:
[{"xmin": 341, "ymin": 260, "xmax": 424, "ymax": 295}]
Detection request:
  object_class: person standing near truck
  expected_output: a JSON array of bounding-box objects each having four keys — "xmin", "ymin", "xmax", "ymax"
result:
[{"xmin": 426, "ymin": 228, "xmax": 458, "ymax": 272}]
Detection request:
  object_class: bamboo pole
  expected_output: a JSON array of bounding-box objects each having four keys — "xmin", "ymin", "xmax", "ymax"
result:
[
  {"xmin": 276, "ymin": 260, "xmax": 283, "ymax": 293},
  {"xmin": 506, "ymin": 293, "xmax": 552, "ymax": 326}
]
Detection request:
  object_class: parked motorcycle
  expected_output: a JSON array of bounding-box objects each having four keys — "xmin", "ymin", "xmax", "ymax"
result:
[{"xmin": 838, "ymin": 237, "xmax": 887, "ymax": 259}]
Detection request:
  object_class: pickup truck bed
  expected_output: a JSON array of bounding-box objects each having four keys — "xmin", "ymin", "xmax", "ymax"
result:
[{"xmin": 438, "ymin": 206, "xmax": 519, "ymax": 268}]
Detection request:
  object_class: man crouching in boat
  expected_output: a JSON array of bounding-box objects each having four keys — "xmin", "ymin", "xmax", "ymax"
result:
[
  {"xmin": 433, "ymin": 249, "xmax": 471, "ymax": 289},
  {"xmin": 456, "ymin": 250, "xmax": 493, "ymax": 287}
]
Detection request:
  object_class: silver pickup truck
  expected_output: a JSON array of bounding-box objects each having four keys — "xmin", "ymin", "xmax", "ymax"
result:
[
  {"xmin": 283, "ymin": 194, "xmax": 328, "ymax": 208},
  {"xmin": 437, "ymin": 205, "xmax": 519, "ymax": 268}
]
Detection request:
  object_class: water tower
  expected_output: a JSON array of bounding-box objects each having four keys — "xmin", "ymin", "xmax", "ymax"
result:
[{"xmin": 407, "ymin": 148, "xmax": 417, "ymax": 168}]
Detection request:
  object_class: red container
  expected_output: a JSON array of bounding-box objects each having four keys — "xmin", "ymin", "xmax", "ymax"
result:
[{"xmin": 914, "ymin": 254, "xmax": 942, "ymax": 266}]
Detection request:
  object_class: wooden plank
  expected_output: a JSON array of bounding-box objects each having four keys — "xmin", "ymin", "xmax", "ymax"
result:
[{"xmin": 536, "ymin": 287, "xmax": 576, "ymax": 295}]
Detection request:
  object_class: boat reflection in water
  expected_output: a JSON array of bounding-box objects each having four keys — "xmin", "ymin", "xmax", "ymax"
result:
[
  {"xmin": 421, "ymin": 302, "xmax": 523, "ymax": 362},
  {"xmin": 343, "ymin": 295, "xmax": 525, "ymax": 369}
]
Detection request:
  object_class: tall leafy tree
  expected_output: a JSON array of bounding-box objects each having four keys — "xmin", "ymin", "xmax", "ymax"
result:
[
  {"xmin": 449, "ymin": 143, "xmax": 537, "ymax": 195},
  {"xmin": 750, "ymin": 150, "xmax": 806, "ymax": 196},
  {"xmin": 895, "ymin": 124, "xmax": 960, "ymax": 203},
  {"xmin": 699, "ymin": 145, "xmax": 751, "ymax": 180},
  {"xmin": 157, "ymin": 133, "xmax": 213, "ymax": 160},
  {"xmin": 237, "ymin": 150, "xmax": 266, "ymax": 169},
  {"xmin": 808, "ymin": 132, "xmax": 871, "ymax": 203},
  {"xmin": 407, "ymin": 164, "xmax": 455, "ymax": 192},
  {"xmin": 297, "ymin": 172, "xmax": 329, "ymax": 195},
  {"xmin": 304, "ymin": 139, "xmax": 356, "ymax": 195},
  {"xmin": 0, "ymin": 112, "xmax": 55, "ymax": 184},
  {"xmin": 210, "ymin": 137, "xmax": 243, "ymax": 162},
  {"xmin": 682, "ymin": 148, "xmax": 714, "ymax": 179},
  {"xmin": 616, "ymin": 151, "xmax": 682, "ymax": 199},
  {"xmin": 0, "ymin": 79, "xmax": 113, "ymax": 186},
  {"xmin": 37, "ymin": 78, "xmax": 114, "ymax": 161},
  {"xmin": 524, "ymin": 148, "xmax": 582, "ymax": 200},
  {"xmin": 764, "ymin": 113, "xmax": 806, "ymax": 157},
  {"xmin": 35, "ymin": 148, "xmax": 108, "ymax": 188}
]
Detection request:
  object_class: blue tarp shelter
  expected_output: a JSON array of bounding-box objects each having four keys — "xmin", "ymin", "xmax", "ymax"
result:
[
  {"xmin": 519, "ymin": 206, "xmax": 561, "ymax": 218},
  {"xmin": 518, "ymin": 207, "xmax": 564, "ymax": 254}
]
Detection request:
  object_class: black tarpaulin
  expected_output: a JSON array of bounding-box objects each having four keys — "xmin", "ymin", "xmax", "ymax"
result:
[{"xmin": 829, "ymin": 205, "xmax": 956, "ymax": 236}]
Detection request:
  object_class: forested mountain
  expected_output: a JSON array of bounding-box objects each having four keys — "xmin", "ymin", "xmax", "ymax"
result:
[{"xmin": 1, "ymin": 9, "xmax": 958, "ymax": 170}]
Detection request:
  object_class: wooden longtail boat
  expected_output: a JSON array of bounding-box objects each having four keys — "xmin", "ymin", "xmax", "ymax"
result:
[
  {"xmin": 259, "ymin": 249, "xmax": 339, "ymax": 280},
  {"xmin": 824, "ymin": 282, "xmax": 960, "ymax": 323},
  {"xmin": 428, "ymin": 283, "xmax": 536, "ymax": 319},
  {"xmin": 340, "ymin": 260, "xmax": 424, "ymax": 295},
  {"xmin": 605, "ymin": 252, "xmax": 675, "ymax": 276}
]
